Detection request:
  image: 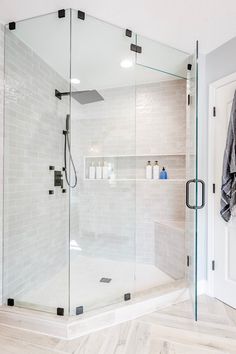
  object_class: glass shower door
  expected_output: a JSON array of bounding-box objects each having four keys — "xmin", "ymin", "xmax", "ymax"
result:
[
  {"xmin": 69, "ymin": 10, "xmax": 136, "ymax": 314},
  {"xmin": 186, "ymin": 42, "xmax": 203, "ymax": 320}
]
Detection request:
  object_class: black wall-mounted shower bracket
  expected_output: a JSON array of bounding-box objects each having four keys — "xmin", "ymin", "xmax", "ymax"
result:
[{"xmin": 55, "ymin": 89, "xmax": 70, "ymax": 100}]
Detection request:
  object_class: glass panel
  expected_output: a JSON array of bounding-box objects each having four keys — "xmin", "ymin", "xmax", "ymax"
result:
[
  {"xmin": 136, "ymin": 35, "xmax": 189, "ymax": 79},
  {"xmin": 69, "ymin": 10, "xmax": 136, "ymax": 314},
  {"xmin": 186, "ymin": 44, "xmax": 198, "ymax": 320},
  {"xmin": 134, "ymin": 64, "xmax": 187, "ymax": 293},
  {"xmin": 4, "ymin": 10, "xmax": 71, "ymax": 314}
]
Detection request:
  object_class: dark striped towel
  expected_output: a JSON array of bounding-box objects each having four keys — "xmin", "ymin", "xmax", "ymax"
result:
[{"xmin": 221, "ymin": 90, "xmax": 236, "ymax": 222}]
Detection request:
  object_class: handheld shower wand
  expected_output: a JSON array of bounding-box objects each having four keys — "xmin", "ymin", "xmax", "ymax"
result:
[{"xmin": 63, "ymin": 114, "xmax": 78, "ymax": 188}]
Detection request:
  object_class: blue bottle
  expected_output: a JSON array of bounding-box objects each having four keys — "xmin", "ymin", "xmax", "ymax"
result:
[{"xmin": 160, "ymin": 167, "xmax": 168, "ymax": 179}]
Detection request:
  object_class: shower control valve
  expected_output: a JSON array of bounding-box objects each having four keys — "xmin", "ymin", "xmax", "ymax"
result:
[{"xmin": 54, "ymin": 170, "xmax": 63, "ymax": 188}]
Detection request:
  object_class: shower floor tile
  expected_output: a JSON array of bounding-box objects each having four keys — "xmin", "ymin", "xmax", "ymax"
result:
[{"xmin": 16, "ymin": 256, "xmax": 173, "ymax": 313}]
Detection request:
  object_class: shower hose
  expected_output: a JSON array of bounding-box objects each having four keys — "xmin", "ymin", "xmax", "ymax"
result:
[{"xmin": 64, "ymin": 130, "xmax": 78, "ymax": 188}]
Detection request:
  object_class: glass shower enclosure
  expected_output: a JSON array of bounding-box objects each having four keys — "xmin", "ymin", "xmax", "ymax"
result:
[{"xmin": 3, "ymin": 9, "xmax": 200, "ymax": 318}]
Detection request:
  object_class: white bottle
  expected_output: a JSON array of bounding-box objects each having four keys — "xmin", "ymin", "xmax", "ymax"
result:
[
  {"xmin": 96, "ymin": 162, "xmax": 102, "ymax": 179},
  {"xmin": 89, "ymin": 162, "xmax": 96, "ymax": 179},
  {"xmin": 102, "ymin": 161, "xmax": 109, "ymax": 179},
  {"xmin": 153, "ymin": 161, "xmax": 160, "ymax": 180},
  {"xmin": 146, "ymin": 161, "xmax": 152, "ymax": 179}
]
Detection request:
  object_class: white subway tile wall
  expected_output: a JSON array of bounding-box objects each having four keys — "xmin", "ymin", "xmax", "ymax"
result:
[{"xmin": 70, "ymin": 80, "xmax": 186, "ymax": 269}]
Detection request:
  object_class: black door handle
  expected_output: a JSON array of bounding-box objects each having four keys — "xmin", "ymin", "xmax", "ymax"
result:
[
  {"xmin": 186, "ymin": 179, "xmax": 206, "ymax": 210},
  {"xmin": 186, "ymin": 179, "xmax": 196, "ymax": 209},
  {"xmin": 197, "ymin": 179, "xmax": 205, "ymax": 209}
]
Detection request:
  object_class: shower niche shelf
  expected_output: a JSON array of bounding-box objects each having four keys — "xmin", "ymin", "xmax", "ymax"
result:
[{"xmin": 84, "ymin": 154, "xmax": 186, "ymax": 181}]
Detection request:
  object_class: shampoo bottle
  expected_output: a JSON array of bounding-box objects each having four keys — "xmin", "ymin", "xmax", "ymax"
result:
[
  {"xmin": 89, "ymin": 162, "xmax": 96, "ymax": 179},
  {"xmin": 146, "ymin": 161, "xmax": 152, "ymax": 179},
  {"xmin": 160, "ymin": 167, "xmax": 168, "ymax": 180},
  {"xmin": 153, "ymin": 161, "xmax": 160, "ymax": 179},
  {"xmin": 96, "ymin": 162, "xmax": 102, "ymax": 179}
]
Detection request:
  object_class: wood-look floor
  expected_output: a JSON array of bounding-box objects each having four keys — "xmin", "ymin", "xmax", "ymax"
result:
[{"xmin": 0, "ymin": 295, "xmax": 235, "ymax": 354}]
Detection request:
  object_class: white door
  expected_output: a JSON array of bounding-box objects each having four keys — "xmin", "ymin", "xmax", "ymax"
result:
[{"xmin": 214, "ymin": 80, "xmax": 236, "ymax": 308}]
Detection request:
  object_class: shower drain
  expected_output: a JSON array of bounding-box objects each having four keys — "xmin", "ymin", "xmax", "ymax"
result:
[{"xmin": 100, "ymin": 277, "xmax": 112, "ymax": 283}]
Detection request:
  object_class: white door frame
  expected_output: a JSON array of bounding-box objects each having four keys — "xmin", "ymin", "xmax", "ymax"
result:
[{"xmin": 208, "ymin": 72, "xmax": 236, "ymax": 297}]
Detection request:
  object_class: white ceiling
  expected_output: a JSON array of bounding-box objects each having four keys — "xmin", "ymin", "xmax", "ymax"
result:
[{"xmin": 1, "ymin": 0, "xmax": 236, "ymax": 54}]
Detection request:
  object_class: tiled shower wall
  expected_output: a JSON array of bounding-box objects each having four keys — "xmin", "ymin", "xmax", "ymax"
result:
[
  {"xmin": 71, "ymin": 80, "xmax": 186, "ymax": 266},
  {"xmin": 3, "ymin": 30, "xmax": 70, "ymax": 307},
  {"xmin": 0, "ymin": 24, "xmax": 4, "ymax": 303}
]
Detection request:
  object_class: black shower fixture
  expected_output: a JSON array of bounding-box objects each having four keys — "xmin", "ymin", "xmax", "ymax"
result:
[{"xmin": 55, "ymin": 89, "xmax": 104, "ymax": 105}]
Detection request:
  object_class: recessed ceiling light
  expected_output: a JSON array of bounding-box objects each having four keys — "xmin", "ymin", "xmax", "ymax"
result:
[
  {"xmin": 71, "ymin": 78, "xmax": 80, "ymax": 84},
  {"xmin": 120, "ymin": 59, "xmax": 133, "ymax": 68}
]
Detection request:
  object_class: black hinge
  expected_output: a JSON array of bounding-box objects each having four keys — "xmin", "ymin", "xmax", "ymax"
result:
[
  {"xmin": 187, "ymin": 255, "xmax": 190, "ymax": 267},
  {"xmin": 76, "ymin": 306, "xmax": 84, "ymax": 315},
  {"xmin": 58, "ymin": 9, "xmax": 66, "ymax": 18},
  {"xmin": 213, "ymin": 183, "xmax": 216, "ymax": 193},
  {"xmin": 124, "ymin": 293, "xmax": 131, "ymax": 301},
  {"xmin": 57, "ymin": 307, "xmax": 64, "ymax": 316},
  {"xmin": 130, "ymin": 44, "xmax": 142, "ymax": 54},
  {"xmin": 7, "ymin": 298, "xmax": 14, "ymax": 306},
  {"xmin": 9, "ymin": 22, "xmax": 16, "ymax": 30},
  {"xmin": 212, "ymin": 260, "xmax": 215, "ymax": 271},
  {"xmin": 187, "ymin": 63, "xmax": 192, "ymax": 71},
  {"xmin": 78, "ymin": 10, "xmax": 85, "ymax": 20},
  {"xmin": 125, "ymin": 29, "xmax": 132, "ymax": 38},
  {"xmin": 188, "ymin": 94, "xmax": 191, "ymax": 106},
  {"xmin": 213, "ymin": 107, "xmax": 216, "ymax": 117}
]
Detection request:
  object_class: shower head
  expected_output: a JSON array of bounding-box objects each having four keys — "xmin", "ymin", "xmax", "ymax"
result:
[
  {"xmin": 55, "ymin": 89, "xmax": 104, "ymax": 105},
  {"xmin": 72, "ymin": 90, "xmax": 104, "ymax": 104}
]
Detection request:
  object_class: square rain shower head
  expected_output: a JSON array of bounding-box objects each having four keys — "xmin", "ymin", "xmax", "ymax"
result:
[{"xmin": 72, "ymin": 90, "xmax": 104, "ymax": 104}]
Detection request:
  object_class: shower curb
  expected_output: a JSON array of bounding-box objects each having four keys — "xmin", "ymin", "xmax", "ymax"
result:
[{"xmin": 0, "ymin": 285, "xmax": 189, "ymax": 339}]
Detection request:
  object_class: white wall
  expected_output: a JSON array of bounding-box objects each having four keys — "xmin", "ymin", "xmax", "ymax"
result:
[
  {"xmin": 199, "ymin": 36, "xmax": 236, "ymax": 289},
  {"xmin": 0, "ymin": 24, "xmax": 4, "ymax": 303}
]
